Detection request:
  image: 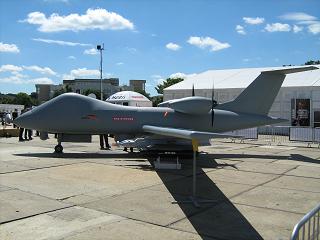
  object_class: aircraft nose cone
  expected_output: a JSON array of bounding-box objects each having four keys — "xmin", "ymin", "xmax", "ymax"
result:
[{"xmin": 14, "ymin": 111, "xmax": 33, "ymax": 129}]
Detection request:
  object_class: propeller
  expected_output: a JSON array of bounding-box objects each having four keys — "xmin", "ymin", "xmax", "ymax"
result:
[
  {"xmin": 192, "ymin": 84, "xmax": 195, "ymax": 97},
  {"xmin": 211, "ymin": 81, "xmax": 218, "ymax": 127}
]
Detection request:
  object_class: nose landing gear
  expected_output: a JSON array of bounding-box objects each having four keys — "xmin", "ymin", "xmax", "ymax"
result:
[
  {"xmin": 54, "ymin": 133, "xmax": 63, "ymax": 153},
  {"xmin": 54, "ymin": 144, "xmax": 63, "ymax": 153}
]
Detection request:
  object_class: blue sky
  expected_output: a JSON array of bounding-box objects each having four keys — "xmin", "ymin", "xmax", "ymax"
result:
[{"xmin": 0, "ymin": 0, "xmax": 319, "ymax": 96}]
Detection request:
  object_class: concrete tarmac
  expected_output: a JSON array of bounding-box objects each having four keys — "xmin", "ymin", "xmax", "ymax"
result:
[{"xmin": 0, "ymin": 135, "xmax": 320, "ymax": 240}]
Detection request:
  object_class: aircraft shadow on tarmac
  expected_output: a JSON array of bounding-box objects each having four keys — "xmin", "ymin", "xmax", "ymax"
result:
[
  {"xmin": 144, "ymin": 156, "xmax": 263, "ymax": 240},
  {"xmin": 205, "ymin": 153, "xmax": 319, "ymax": 164},
  {"xmin": 12, "ymin": 150, "xmax": 317, "ymax": 239},
  {"xmin": 14, "ymin": 151, "xmax": 319, "ymax": 164},
  {"xmin": 14, "ymin": 152, "xmax": 148, "ymax": 159}
]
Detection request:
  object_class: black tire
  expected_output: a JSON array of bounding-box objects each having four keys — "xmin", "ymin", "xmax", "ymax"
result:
[
  {"xmin": 130, "ymin": 147, "xmax": 133, "ymax": 153},
  {"xmin": 54, "ymin": 144, "xmax": 63, "ymax": 153}
]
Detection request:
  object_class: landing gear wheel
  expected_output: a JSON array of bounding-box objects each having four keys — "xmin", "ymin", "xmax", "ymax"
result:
[
  {"xmin": 130, "ymin": 147, "xmax": 133, "ymax": 153},
  {"xmin": 54, "ymin": 144, "xmax": 63, "ymax": 153}
]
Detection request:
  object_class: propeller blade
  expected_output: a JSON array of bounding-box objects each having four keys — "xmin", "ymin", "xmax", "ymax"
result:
[
  {"xmin": 192, "ymin": 84, "xmax": 195, "ymax": 97},
  {"xmin": 211, "ymin": 81, "xmax": 215, "ymax": 127}
]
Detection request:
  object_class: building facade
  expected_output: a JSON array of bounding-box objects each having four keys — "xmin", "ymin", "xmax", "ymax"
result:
[
  {"xmin": 164, "ymin": 66, "xmax": 320, "ymax": 127},
  {"xmin": 35, "ymin": 84, "xmax": 64, "ymax": 102},
  {"xmin": 129, "ymin": 80, "xmax": 146, "ymax": 91},
  {"xmin": 36, "ymin": 78, "xmax": 148, "ymax": 102},
  {"xmin": 63, "ymin": 78, "xmax": 121, "ymax": 99}
]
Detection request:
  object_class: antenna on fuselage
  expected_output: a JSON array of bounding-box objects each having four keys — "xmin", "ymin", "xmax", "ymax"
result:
[
  {"xmin": 192, "ymin": 84, "xmax": 195, "ymax": 97},
  {"xmin": 211, "ymin": 80, "xmax": 218, "ymax": 127}
]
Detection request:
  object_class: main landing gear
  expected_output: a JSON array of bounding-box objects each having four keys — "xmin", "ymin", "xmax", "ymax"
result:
[{"xmin": 123, "ymin": 147, "xmax": 134, "ymax": 153}]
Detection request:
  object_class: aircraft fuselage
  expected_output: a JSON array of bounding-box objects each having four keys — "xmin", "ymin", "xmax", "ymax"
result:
[{"xmin": 15, "ymin": 93, "xmax": 283, "ymax": 135}]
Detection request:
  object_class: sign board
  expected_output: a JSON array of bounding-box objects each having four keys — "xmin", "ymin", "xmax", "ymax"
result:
[{"xmin": 291, "ymin": 99, "xmax": 310, "ymax": 126}]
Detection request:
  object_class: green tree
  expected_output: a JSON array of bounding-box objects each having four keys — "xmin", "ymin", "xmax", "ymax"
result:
[
  {"xmin": 65, "ymin": 84, "xmax": 73, "ymax": 92},
  {"xmin": 52, "ymin": 88, "xmax": 67, "ymax": 98},
  {"xmin": 304, "ymin": 60, "xmax": 320, "ymax": 65},
  {"xmin": 14, "ymin": 93, "xmax": 33, "ymax": 107},
  {"xmin": 155, "ymin": 78, "xmax": 184, "ymax": 94},
  {"xmin": 52, "ymin": 85, "xmax": 73, "ymax": 99},
  {"xmin": 0, "ymin": 94, "xmax": 14, "ymax": 104},
  {"xmin": 82, "ymin": 89, "xmax": 101, "ymax": 99},
  {"xmin": 151, "ymin": 95, "xmax": 163, "ymax": 107},
  {"xmin": 30, "ymin": 92, "xmax": 38, "ymax": 99},
  {"xmin": 135, "ymin": 89, "xmax": 151, "ymax": 100}
]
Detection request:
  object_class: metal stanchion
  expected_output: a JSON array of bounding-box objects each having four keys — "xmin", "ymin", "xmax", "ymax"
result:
[{"xmin": 173, "ymin": 139, "xmax": 217, "ymax": 208}]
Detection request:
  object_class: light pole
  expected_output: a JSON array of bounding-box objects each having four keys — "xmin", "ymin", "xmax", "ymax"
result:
[{"xmin": 97, "ymin": 44, "xmax": 104, "ymax": 100}]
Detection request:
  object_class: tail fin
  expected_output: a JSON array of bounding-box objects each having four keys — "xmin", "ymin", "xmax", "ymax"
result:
[{"xmin": 217, "ymin": 66, "xmax": 318, "ymax": 115}]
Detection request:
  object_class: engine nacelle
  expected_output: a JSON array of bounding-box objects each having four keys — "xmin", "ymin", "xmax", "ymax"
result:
[{"xmin": 159, "ymin": 96, "xmax": 213, "ymax": 114}]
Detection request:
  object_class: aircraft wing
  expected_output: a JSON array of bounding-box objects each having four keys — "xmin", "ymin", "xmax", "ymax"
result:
[{"xmin": 142, "ymin": 125, "xmax": 236, "ymax": 141}]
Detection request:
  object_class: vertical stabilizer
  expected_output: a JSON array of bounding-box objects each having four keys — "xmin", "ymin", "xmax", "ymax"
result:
[{"xmin": 217, "ymin": 66, "xmax": 318, "ymax": 115}]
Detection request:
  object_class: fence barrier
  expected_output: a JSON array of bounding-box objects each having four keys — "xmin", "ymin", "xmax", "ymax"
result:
[
  {"xmin": 290, "ymin": 203, "xmax": 320, "ymax": 240},
  {"xmin": 315, "ymin": 128, "xmax": 320, "ymax": 143},
  {"xmin": 224, "ymin": 126, "xmax": 320, "ymax": 147},
  {"xmin": 223, "ymin": 127, "xmax": 258, "ymax": 143},
  {"xmin": 290, "ymin": 127, "xmax": 314, "ymax": 142}
]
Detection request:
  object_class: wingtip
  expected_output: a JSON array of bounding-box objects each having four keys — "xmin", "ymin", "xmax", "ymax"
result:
[{"xmin": 310, "ymin": 66, "xmax": 319, "ymax": 70}]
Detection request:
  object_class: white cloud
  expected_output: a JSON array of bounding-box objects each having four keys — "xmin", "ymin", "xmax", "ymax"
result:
[
  {"xmin": 243, "ymin": 17, "xmax": 265, "ymax": 25},
  {"xmin": 278, "ymin": 12, "xmax": 320, "ymax": 34},
  {"xmin": 169, "ymin": 72, "xmax": 187, "ymax": 79},
  {"xmin": 151, "ymin": 75, "xmax": 162, "ymax": 79},
  {"xmin": 308, "ymin": 22, "xmax": 320, "ymax": 34},
  {"xmin": 63, "ymin": 68, "xmax": 100, "ymax": 79},
  {"xmin": 23, "ymin": 65, "xmax": 57, "ymax": 75},
  {"xmin": 68, "ymin": 55, "xmax": 76, "ymax": 60},
  {"xmin": 0, "ymin": 42, "xmax": 20, "ymax": 53},
  {"xmin": 166, "ymin": 42, "xmax": 181, "ymax": 51},
  {"xmin": 116, "ymin": 62, "xmax": 124, "ymax": 66},
  {"xmin": 187, "ymin": 36, "xmax": 231, "ymax": 52},
  {"xmin": 27, "ymin": 77, "xmax": 54, "ymax": 84},
  {"xmin": 33, "ymin": 38, "xmax": 91, "ymax": 47},
  {"xmin": 126, "ymin": 47, "xmax": 137, "ymax": 54},
  {"xmin": 0, "ymin": 75, "xmax": 24, "ymax": 84},
  {"xmin": 0, "ymin": 64, "xmax": 56, "ymax": 76},
  {"xmin": 280, "ymin": 12, "xmax": 317, "ymax": 21},
  {"xmin": 0, "ymin": 73, "xmax": 53, "ymax": 85},
  {"xmin": 83, "ymin": 48, "xmax": 99, "ymax": 55},
  {"xmin": 0, "ymin": 77, "xmax": 53, "ymax": 85},
  {"xmin": 0, "ymin": 64, "xmax": 56, "ymax": 85},
  {"xmin": 43, "ymin": 0, "xmax": 69, "ymax": 3},
  {"xmin": 293, "ymin": 25, "xmax": 303, "ymax": 33},
  {"xmin": 265, "ymin": 23, "xmax": 291, "ymax": 32},
  {"xmin": 235, "ymin": 25, "xmax": 246, "ymax": 35},
  {"xmin": 151, "ymin": 75, "xmax": 165, "ymax": 85},
  {"xmin": 0, "ymin": 64, "xmax": 23, "ymax": 72},
  {"xmin": 23, "ymin": 8, "xmax": 134, "ymax": 32}
]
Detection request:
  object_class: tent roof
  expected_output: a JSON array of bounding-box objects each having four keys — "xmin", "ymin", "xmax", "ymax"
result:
[{"xmin": 165, "ymin": 65, "xmax": 320, "ymax": 91}]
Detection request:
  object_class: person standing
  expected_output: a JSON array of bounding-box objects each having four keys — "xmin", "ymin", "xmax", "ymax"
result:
[
  {"xmin": 18, "ymin": 109, "xmax": 26, "ymax": 141},
  {"xmin": 100, "ymin": 134, "xmax": 110, "ymax": 150},
  {"xmin": 12, "ymin": 109, "xmax": 18, "ymax": 128}
]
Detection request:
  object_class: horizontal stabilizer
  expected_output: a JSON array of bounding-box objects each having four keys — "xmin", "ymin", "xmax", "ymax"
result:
[
  {"xmin": 143, "ymin": 125, "xmax": 237, "ymax": 141},
  {"xmin": 261, "ymin": 66, "xmax": 318, "ymax": 75}
]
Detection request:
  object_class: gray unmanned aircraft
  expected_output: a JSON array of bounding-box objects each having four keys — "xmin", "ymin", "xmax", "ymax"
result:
[{"xmin": 14, "ymin": 66, "xmax": 317, "ymax": 154}]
